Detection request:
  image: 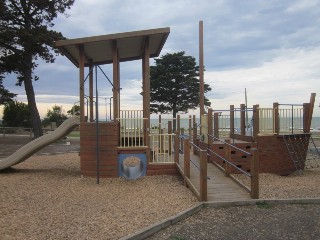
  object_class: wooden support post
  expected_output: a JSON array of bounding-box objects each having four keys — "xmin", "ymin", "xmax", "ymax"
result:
[
  {"xmin": 177, "ymin": 114, "xmax": 181, "ymax": 134},
  {"xmin": 273, "ymin": 102, "xmax": 279, "ymax": 134},
  {"xmin": 208, "ymin": 108, "xmax": 213, "ymax": 147},
  {"xmin": 142, "ymin": 36, "xmax": 150, "ymax": 153},
  {"xmin": 168, "ymin": 121, "xmax": 172, "ymax": 155},
  {"xmin": 240, "ymin": 104, "xmax": 246, "ymax": 136},
  {"xmin": 189, "ymin": 115, "xmax": 192, "ymax": 140},
  {"xmin": 78, "ymin": 44, "xmax": 85, "ymax": 123},
  {"xmin": 199, "ymin": 20, "xmax": 205, "ymax": 116},
  {"xmin": 308, "ymin": 93, "xmax": 316, "ymax": 132},
  {"xmin": 184, "ymin": 138, "xmax": 190, "ymax": 186},
  {"xmin": 303, "ymin": 103, "xmax": 310, "ymax": 133},
  {"xmin": 253, "ymin": 104, "xmax": 259, "ymax": 141},
  {"xmin": 250, "ymin": 148, "xmax": 259, "ymax": 199},
  {"xmin": 89, "ymin": 60, "xmax": 94, "ymax": 122},
  {"xmin": 214, "ymin": 112, "xmax": 219, "ymax": 139},
  {"xmin": 230, "ymin": 105, "xmax": 234, "ymax": 138},
  {"xmin": 193, "ymin": 122, "xmax": 197, "ymax": 154},
  {"xmin": 174, "ymin": 132, "xmax": 179, "ymax": 164},
  {"xmin": 224, "ymin": 139, "xmax": 231, "ymax": 176},
  {"xmin": 199, "ymin": 149, "xmax": 207, "ymax": 202}
]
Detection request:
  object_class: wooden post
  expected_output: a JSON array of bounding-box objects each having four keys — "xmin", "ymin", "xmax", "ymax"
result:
[
  {"xmin": 230, "ymin": 105, "xmax": 234, "ymax": 138},
  {"xmin": 193, "ymin": 122, "xmax": 197, "ymax": 154},
  {"xmin": 89, "ymin": 60, "xmax": 94, "ymax": 122},
  {"xmin": 199, "ymin": 20, "xmax": 205, "ymax": 116},
  {"xmin": 308, "ymin": 93, "xmax": 316, "ymax": 131},
  {"xmin": 214, "ymin": 112, "xmax": 219, "ymax": 139},
  {"xmin": 303, "ymin": 103, "xmax": 310, "ymax": 133},
  {"xmin": 208, "ymin": 108, "xmax": 213, "ymax": 147},
  {"xmin": 253, "ymin": 104, "xmax": 259, "ymax": 141},
  {"xmin": 174, "ymin": 132, "xmax": 179, "ymax": 164},
  {"xmin": 224, "ymin": 139, "xmax": 231, "ymax": 176},
  {"xmin": 273, "ymin": 102, "xmax": 279, "ymax": 134},
  {"xmin": 240, "ymin": 104, "xmax": 246, "ymax": 136},
  {"xmin": 112, "ymin": 40, "xmax": 120, "ymax": 121},
  {"xmin": 78, "ymin": 44, "xmax": 85, "ymax": 123},
  {"xmin": 177, "ymin": 114, "xmax": 181, "ymax": 134},
  {"xmin": 199, "ymin": 149, "xmax": 207, "ymax": 202},
  {"xmin": 168, "ymin": 121, "xmax": 172, "ymax": 155},
  {"xmin": 189, "ymin": 115, "xmax": 192, "ymax": 140},
  {"xmin": 142, "ymin": 36, "xmax": 150, "ymax": 153},
  {"xmin": 250, "ymin": 148, "xmax": 259, "ymax": 199},
  {"xmin": 184, "ymin": 138, "xmax": 190, "ymax": 186}
]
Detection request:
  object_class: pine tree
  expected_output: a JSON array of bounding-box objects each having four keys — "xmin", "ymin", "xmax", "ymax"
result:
[{"xmin": 0, "ymin": 0, "xmax": 74, "ymax": 138}]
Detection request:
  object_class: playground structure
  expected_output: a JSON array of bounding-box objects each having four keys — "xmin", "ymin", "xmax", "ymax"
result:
[{"xmin": 53, "ymin": 26, "xmax": 318, "ymax": 183}]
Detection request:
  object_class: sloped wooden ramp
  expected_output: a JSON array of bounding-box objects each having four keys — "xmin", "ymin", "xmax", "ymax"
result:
[{"xmin": 178, "ymin": 154, "xmax": 250, "ymax": 202}]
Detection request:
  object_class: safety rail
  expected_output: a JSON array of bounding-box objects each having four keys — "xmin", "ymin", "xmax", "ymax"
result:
[
  {"xmin": 207, "ymin": 134, "xmax": 259, "ymax": 199},
  {"xmin": 174, "ymin": 133, "xmax": 208, "ymax": 201},
  {"xmin": 117, "ymin": 117, "xmax": 147, "ymax": 147},
  {"xmin": 150, "ymin": 133, "xmax": 175, "ymax": 163}
]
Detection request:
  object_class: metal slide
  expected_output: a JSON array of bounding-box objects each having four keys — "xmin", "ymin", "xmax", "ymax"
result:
[{"xmin": 0, "ymin": 117, "xmax": 80, "ymax": 170}]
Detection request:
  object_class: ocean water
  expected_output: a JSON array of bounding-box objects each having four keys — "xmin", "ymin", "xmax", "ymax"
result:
[{"xmin": 150, "ymin": 117, "xmax": 320, "ymax": 131}]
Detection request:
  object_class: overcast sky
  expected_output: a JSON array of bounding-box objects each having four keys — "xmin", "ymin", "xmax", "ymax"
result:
[{"xmin": 2, "ymin": 0, "xmax": 320, "ymax": 120}]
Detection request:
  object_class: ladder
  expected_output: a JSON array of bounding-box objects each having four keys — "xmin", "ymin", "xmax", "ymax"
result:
[
  {"xmin": 305, "ymin": 135, "xmax": 320, "ymax": 169},
  {"xmin": 283, "ymin": 134, "xmax": 310, "ymax": 175}
]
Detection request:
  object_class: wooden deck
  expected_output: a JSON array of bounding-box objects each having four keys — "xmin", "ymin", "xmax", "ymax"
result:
[{"xmin": 178, "ymin": 154, "xmax": 250, "ymax": 202}]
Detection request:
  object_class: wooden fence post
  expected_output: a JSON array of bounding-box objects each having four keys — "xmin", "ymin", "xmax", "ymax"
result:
[
  {"xmin": 230, "ymin": 105, "xmax": 234, "ymax": 138},
  {"xmin": 214, "ymin": 112, "xmax": 219, "ymax": 139},
  {"xmin": 303, "ymin": 103, "xmax": 310, "ymax": 133},
  {"xmin": 168, "ymin": 121, "xmax": 172, "ymax": 155},
  {"xmin": 273, "ymin": 102, "xmax": 279, "ymax": 134},
  {"xmin": 224, "ymin": 139, "xmax": 231, "ymax": 176},
  {"xmin": 208, "ymin": 108, "xmax": 213, "ymax": 146},
  {"xmin": 177, "ymin": 114, "xmax": 180, "ymax": 134},
  {"xmin": 174, "ymin": 132, "xmax": 179, "ymax": 164},
  {"xmin": 199, "ymin": 149, "xmax": 207, "ymax": 202},
  {"xmin": 193, "ymin": 122, "xmax": 197, "ymax": 154},
  {"xmin": 253, "ymin": 104, "xmax": 259, "ymax": 141},
  {"xmin": 250, "ymin": 148, "xmax": 259, "ymax": 199},
  {"xmin": 184, "ymin": 138, "xmax": 190, "ymax": 186},
  {"xmin": 240, "ymin": 104, "xmax": 246, "ymax": 136},
  {"xmin": 189, "ymin": 115, "xmax": 192, "ymax": 140}
]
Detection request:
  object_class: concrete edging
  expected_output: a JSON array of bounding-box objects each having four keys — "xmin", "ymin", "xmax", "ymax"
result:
[{"xmin": 120, "ymin": 198, "xmax": 320, "ymax": 240}]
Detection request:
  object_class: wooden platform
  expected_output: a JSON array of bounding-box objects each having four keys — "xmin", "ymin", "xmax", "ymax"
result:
[{"xmin": 178, "ymin": 154, "xmax": 250, "ymax": 202}]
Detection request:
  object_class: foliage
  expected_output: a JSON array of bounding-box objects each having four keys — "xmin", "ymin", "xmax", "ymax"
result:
[
  {"xmin": 2, "ymin": 101, "xmax": 31, "ymax": 127},
  {"xmin": 67, "ymin": 105, "xmax": 80, "ymax": 116},
  {"xmin": 42, "ymin": 105, "xmax": 68, "ymax": 127},
  {"xmin": 0, "ymin": 75, "xmax": 16, "ymax": 105},
  {"xmin": 0, "ymin": 0, "xmax": 75, "ymax": 138},
  {"xmin": 150, "ymin": 51, "xmax": 211, "ymax": 119}
]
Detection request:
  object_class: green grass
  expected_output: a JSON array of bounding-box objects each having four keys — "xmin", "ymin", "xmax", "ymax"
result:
[{"xmin": 67, "ymin": 131, "xmax": 80, "ymax": 138}]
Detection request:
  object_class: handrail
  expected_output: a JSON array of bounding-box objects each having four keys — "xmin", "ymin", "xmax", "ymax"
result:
[{"xmin": 207, "ymin": 134, "xmax": 252, "ymax": 156}]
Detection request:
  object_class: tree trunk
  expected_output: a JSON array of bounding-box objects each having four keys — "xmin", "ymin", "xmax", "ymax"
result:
[{"xmin": 23, "ymin": 55, "xmax": 43, "ymax": 138}]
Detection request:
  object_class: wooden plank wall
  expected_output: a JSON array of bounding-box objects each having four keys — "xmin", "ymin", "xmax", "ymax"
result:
[{"xmin": 80, "ymin": 122, "xmax": 119, "ymax": 177}]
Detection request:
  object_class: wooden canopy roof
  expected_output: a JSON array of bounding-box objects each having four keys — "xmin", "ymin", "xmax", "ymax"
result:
[{"xmin": 55, "ymin": 27, "xmax": 170, "ymax": 67}]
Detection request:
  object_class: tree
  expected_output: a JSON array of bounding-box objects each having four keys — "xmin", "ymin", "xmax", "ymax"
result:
[
  {"xmin": 150, "ymin": 51, "xmax": 211, "ymax": 127},
  {"xmin": 42, "ymin": 105, "xmax": 68, "ymax": 127},
  {"xmin": 0, "ymin": 0, "xmax": 75, "ymax": 138},
  {"xmin": 67, "ymin": 104, "xmax": 80, "ymax": 116},
  {"xmin": 0, "ymin": 75, "xmax": 16, "ymax": 105},
  {"xmin": 2, "ymin": 101, "xmax": 31, "ymax": 127}
]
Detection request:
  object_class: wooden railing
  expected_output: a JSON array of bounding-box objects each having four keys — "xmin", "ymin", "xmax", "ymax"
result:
[
  {"xmin": 207, "ymin": 135, "xmax": 259, "ymax": 199},
  {"xmin": 174, "ymin": 134, "xmax": 208, "ymax": 201}
]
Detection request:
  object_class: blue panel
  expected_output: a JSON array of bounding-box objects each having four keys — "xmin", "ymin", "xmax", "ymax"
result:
[{"xmin": 118, "ymin": 153, "xmax": 146, "ymax": 179}]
